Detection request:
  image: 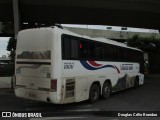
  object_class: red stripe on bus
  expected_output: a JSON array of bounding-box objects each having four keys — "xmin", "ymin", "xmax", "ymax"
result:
[{"xmin": 88, "ymin": 61, "xmax": 102, "ymax": 67}]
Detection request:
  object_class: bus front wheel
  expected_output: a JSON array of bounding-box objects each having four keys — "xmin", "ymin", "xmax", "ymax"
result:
[
  {"xmin": 89, "ymin": 84, "xmax": 100, "ymax": 103},
  {"xmin": 102, "ymin": 82, "xmax": 111, "ymax": 99}
]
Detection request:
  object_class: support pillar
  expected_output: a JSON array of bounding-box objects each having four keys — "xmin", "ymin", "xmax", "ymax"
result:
[{"xmin": 13, "ymin": 0, "xmax": 21, "ymax": 39}]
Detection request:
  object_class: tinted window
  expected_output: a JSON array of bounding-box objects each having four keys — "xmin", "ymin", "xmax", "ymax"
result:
[
  {"xmin": 71, "ymin": 39, "xmax": 78, "ymax": 59},
  {"xmin": 63, "ymin": 38, "xmax": 71, "ymax": 59},
  {"xmin": 95, "ymin": 43, "xmax": 103, "ymax": 59},
  {"xmin": 62, "ymin": 37, "xmax": 79, "ymax": 59},
  {"xmin": 62, "ymin": 34, "xmax": 143, "ymax": 64},
  {"xmin": 113, "ymin": 46, "xmax": 118, "ymax": 60},
  {"xmin": 104, "ymin": 45, "xmax": 113, "ymax": 60},
  {"xmin": 79, "ymin": 40, "xmax": 88, "ymax": 59},
  {"xmin": 88, "ymin": 41, "xmax": 95, "ymax": 59}
]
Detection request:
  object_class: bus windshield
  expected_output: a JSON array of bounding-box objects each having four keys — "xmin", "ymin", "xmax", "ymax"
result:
[{"xmin": 16, "ymin": 28, "xmax": 52, "ymax": 60}]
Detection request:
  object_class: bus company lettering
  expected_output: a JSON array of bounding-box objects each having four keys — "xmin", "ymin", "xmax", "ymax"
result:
[
  {"xmin": 120, "ymin": 64, "xmax": 133, "ymax": 70},
  {"xmin": 64, "ymin": 62, "xmax": 74, "ymax": 69}
]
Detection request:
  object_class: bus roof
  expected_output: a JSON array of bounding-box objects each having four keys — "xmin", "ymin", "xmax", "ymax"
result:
[{"xmin": 19, "ymin": 26, "xmax": 143, "ymax": 52}]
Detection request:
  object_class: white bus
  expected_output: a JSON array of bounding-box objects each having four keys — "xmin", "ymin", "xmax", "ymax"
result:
[{"xmin": 15, "ymin": 26, "xmax": 144, "ymax": 104}]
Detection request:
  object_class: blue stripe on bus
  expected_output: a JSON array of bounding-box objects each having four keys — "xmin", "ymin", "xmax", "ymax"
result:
[{"xmin": 80, "ymin": 61, "xmax": 120, "ymax": 73}]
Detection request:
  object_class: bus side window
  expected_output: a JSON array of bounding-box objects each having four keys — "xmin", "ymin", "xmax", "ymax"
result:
[
  {"xmin": 62, "ymin": 38, "xmax": 71, "ymax": 59},
  {"xmin": 113, "ymin": 46, "xmax": 118, "ymax": 60},
  {"xmin": 123, "ymin": 48, "xmax": 128, "ymax": 62},
  {"xmin": 95, "ymin": 43, "xmax": 103, "ymax": 59},
  {"xmin": 119, "ymin": 48, "xmax": 125, "ymax": 61},
  {"xmin": 88, "ymin": 42, "xmax": 95, "ymax": 60},
  {"xmin": 71, "ymin": 39, "xmax": 78, "ymax": 59},
  {"xmin": 79, "ymin": 40, "xmax": 88, "ymax": 59},
  {"xmin": 104, "ymin": 45, "xmax": 113, "ymax": 60}
]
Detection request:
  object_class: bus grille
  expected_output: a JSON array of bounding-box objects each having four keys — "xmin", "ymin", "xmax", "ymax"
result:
[{"xmin": 65, "ymin": 79, "xmax": 75, "ymax": 98}]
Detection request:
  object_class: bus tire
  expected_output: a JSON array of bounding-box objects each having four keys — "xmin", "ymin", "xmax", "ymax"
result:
[
  {"xmin": 89, "ymin": 84, "xmax": 100, "ymax": 103},
  {"xmin": 102, "ymin": 82, "xmax": 111, "ymax": 99}
]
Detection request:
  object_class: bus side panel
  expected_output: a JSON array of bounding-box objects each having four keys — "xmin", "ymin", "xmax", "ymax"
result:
[
  {"xmin": 61, "ymin": 60, "xmax": 120, "ymax": 102},
  {"xmin": 75, "ymin": 77, "xmax": 89, "ymax": 102},
  {"xmin": 61, "ymin": 60, "xmax": 142, "ymax": 102}
]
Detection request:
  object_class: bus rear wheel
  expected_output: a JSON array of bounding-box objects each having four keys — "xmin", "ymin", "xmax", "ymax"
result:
[
  {"xmin": 89, "ymin": 84, "xmax": 100, "ymax": 103},
  {"xmin": 102, "ymin": 82, "xmax": 111, "ymax": 99}
]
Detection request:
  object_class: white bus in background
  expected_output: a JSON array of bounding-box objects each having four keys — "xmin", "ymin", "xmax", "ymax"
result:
[{"xmin": 15, "ymin": 26, "xmax": 144, "ymax": 104}]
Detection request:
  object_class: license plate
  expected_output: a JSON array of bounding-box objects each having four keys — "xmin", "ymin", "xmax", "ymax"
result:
[{"xmin": 28, "ymin": 93, "xmax": 36, "ymax": 99}]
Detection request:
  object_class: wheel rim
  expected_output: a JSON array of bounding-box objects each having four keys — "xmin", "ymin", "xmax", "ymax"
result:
[
  {"xmin": 104, "ymin": 84, "xmax": 110, "ymax": 96},
  {"xmin": 91, "ymin": 87, "xmax": 98, "ymax": 100}
]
